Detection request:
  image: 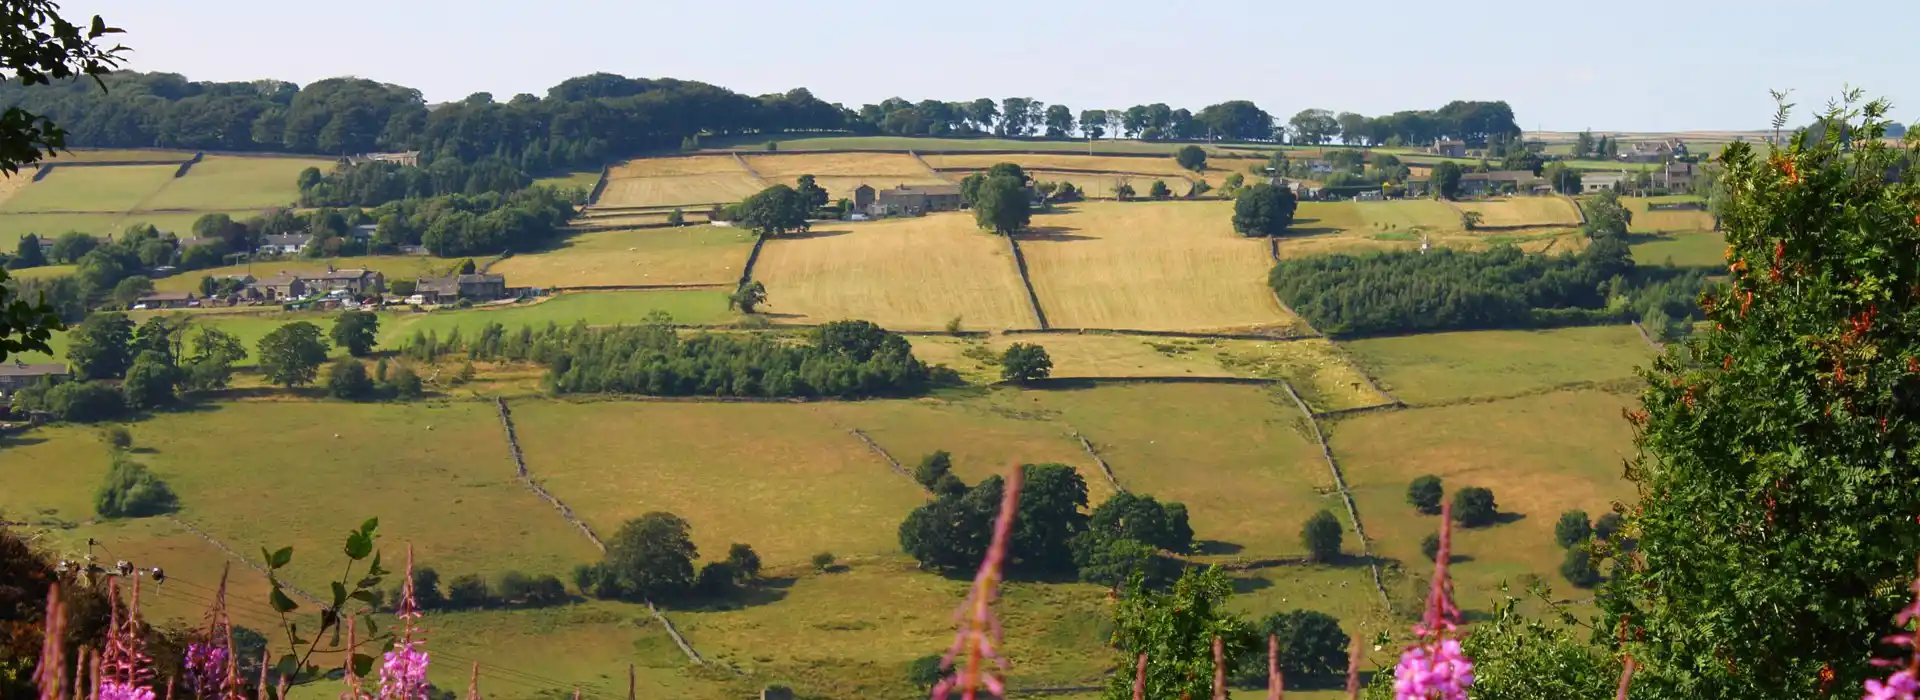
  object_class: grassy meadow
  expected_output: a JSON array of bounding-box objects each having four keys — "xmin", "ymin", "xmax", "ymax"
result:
[
  {"xmin": 1454, "ymin": 196, "xmax": 1582, "ymax": 227},
  {"xmin": 1622, "ymin": 195, "xmax": 1716, "ymax": 233},
  {"xmin": 1341, "ymin": 325, "xmax": 1652, "ymax": 405},
  {"xmin": 139, "ymin": 156, "xmax": 332, "ymax": 210},
  {"xmin": 492, "ymin": 226, "xmax": 756, "ymax": 288},
  {"xmin": 1630, "ymin": 230, "xmax": 1726, "ymax": 268},
  {"xmin": 752, "ymin": 213, "xmax": 1038, "ymax": 331},
  {"xmin": 2, "ymin": 164, "xmax": 179, "ymax": 212},
  {"xmin": 380, "ymin": 290, "xmax": 737, "ymax": 339}
]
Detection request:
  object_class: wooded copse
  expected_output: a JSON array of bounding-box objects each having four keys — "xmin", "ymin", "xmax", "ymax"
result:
[{"xmin": 0, "ymin": 70, "xmax": 1524, "ymax": 175}]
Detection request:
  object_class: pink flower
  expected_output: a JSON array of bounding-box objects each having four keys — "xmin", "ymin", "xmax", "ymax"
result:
[
  {"xmin": 97, "ymin": 681, "xmax": 157, "ymax": 700},
  {"xmin": 1394, "ymin": 504, "xmax": 1473, "ymax": 700},
  {"xmin": 378, "ymin": 545, "xmax": 432, "ymax": 700},
  {"xmin": 931, "ymin": 465, "xmax": 1023, "ymax": 700},
  {"xmin": 183, "ymin": 642, "xmax": 230, "ymax": 699},
  {"xmin": 1866, "ymin": 559, "xmax": 1920, "ymax": 699},
  {"xmin": 1865, "ymin": 670, "xmax": 1918, "ymax": 700}
]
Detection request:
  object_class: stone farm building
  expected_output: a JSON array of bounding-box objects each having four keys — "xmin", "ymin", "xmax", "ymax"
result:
[
  {"xmin": 0, "ymin": 362, "xmax": 66, "ymax": 399},
  {"xmin": 1429, "ymin": 140, "xmax": 1467, "ymax": 158},
  {"xmin": 1459, "ymin": 171, "xmax": 1550, "ymax": 196},
  {"xmin": 415, "ymin": 273, "xmax": 508, "ymax": 304},
  {"xmin": 250, "ymin": 274, "xmax": 308, "ymax": 301},
  {"xmin": 306, "ymin": 268, "xmax": 385, "ymax": 295},
  {"xmin": 856, "ymin": 184, "xmax": 963, "ymax": 217},
  {"xmin": 134, "ymin": 291, "xmax": 195, "ymax": 309},
  {"xmin": 1582, "ymin": 172, "xmax": 1631, "ymax": 193}
]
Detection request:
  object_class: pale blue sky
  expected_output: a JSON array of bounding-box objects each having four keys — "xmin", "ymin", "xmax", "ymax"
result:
[{"xmin": 67, "ymin": 0, "xmax": 1915, "ymax": 132}]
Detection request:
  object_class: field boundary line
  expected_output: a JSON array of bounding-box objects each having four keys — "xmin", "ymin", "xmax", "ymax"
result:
[
  {"xmin": 731, "ymin": 152, "xmax": 772, "ymax": 188},
  {"xmin": 588, "ymin": 166, "xmax": 610, "ymax": 205},
  {"xmin": 645, "ymin": 601, "xmax": 706, "ymax": 665},
  {"xmin": 1003, "ymin": 234, "xmax": 1051, "ymax": 329},
  {"xmin": 1276, "ymin": 381, "xmax": 1393, "ymax": 613},
  {"xmin": 549, "ymin": 283, "xmax": 730, "ymax": 292},
  {"xmin": 495, "ymin": 398, "xmax": 607, "ymax": 552},
  {"xmin": 170, "ymin": 152, "xmax": 204, "ymax": 178},
  {"xmin": 1069, "ymin": 431, "xmax": 1124, "ymax": 493},
  {"xmin": 906, "ymin": 150, "xmax": 940, "ymax": 177},
  {"xmin": 1407, "ymin": 376, "xmax": 1643, "ymax": 410},
  {"xmin": 737, "ymin": 235, "xmax": 769, "ymax": 288},
  {"xmin": 848, "ymin": 428, "xmax": 917, "ymax": 485},
  {"xmin": 1002, "ymin": 327, "xmax": 1316, "ymax": 341},
  {"xmin": 1562, "ymin": 193, "xmax": 1588, "ymax": 225},
  {"xmin": 1264, "ymin": 238, "xmax": 1322, "ymax": 336},
  {"xmin": 1630, "ymin": 320, "xmax": 1665, "ymax": 352},
  {"xmin": 165, "ymin": 516, "xmax": 323, "ymax": 605}
]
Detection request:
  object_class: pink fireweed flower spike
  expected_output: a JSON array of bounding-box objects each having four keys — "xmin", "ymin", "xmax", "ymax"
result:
[
  {"xmin": 931, "ymin": 464, "xmax": 1024, "ymax": 700},
  {"xmin": 1392, "ymin": 504, "xmax": 1473, "ymax": 700},
  {"xmin": 187, "ymin": 566, "xmax": 239, "ymax": 700},
  {"xmin": 99, "ymin": 577, "xmax": 157, "ymax": 700},
  {"xmin": 379, "ymin": 545, "xmax": 431, "ymax": 700},
  {"xmin": 466, "ymin": 661, "xmax": 482, "ymax": 700},
  {"xmin": 1864, "ymin": 557, "xmax": 1920, "ymax": 700},
  {"xmin": 36, "ymin": 584, "xmax": 69, "ymax": 700}
]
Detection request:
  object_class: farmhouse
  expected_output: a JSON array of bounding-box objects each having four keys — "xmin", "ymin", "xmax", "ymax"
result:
[
  {"xmin": 305, "ymin": 268, "xmax": 386, "ymax": 295},
  {"xmin": 870, "ymin": 184, "xmax": 962, "ymax": 217},
  {"xmin": 133, "ymin": 291, "xmax": 196, "ymax": 309},
  {"xmin": 347, "ymin": 151, "xmax": 422, "ymax": 167},
  {"xmin": 416, "ymin": 273, "xmax": 508, "ymax": 303},
  {"xmin": 250, "ymin": 274, "xmax": 309, "ymax": 300},
  {"xmin": 258, "ymin": 234, "xmax": 312, "ymax": 255},
  {"xmin": 1582, "ymin": 172, "xmax": 1631, "ymax": 193},
  {"xmin": 1459, "ymin": 171, "xmax": 1547, "ymax": 196},
  {"xmin": 1621, "ymin": 139, "xmax": 1686, "ymax": 164},
  {"xmin": 0, "ymin": 362, "xmax": 66, "ymax": 398},
  {"xmin": 1429, "ymin": 140, "xmax": 1467, "ymax": 158},
  {"xmin": 1659, "ymin": 162, "xmax": 1700, "ymax": 193}
]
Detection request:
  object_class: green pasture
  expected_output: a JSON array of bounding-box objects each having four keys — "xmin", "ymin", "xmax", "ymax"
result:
[
  {"xmin": 0, "ymin": 209, "xmax": 260, "ymax": 246},
  {"xmin": 1631, "ymin": 231, "xmax": 1726, "ymax": 268},
  {"xmin": 1340, "ymin": 325, "xmax": 1652, "ymax": 406},
  {"xmin": 534, "ymin": 170, "xmax": 602, "ymax": 192},
  {"xmin": 139, "ymin": 156, "xmax": 333, "ymax": 211},
  {"xmin": 380, "ymin": 290, "xmax": 736, "ymax": 343},
  {"xmin": 2, "ymin": 165, "xmax": 179, "ymax": 213}
]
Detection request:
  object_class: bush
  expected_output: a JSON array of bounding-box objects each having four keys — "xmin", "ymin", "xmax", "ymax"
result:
[
  {"xmin": 907, "ymin": 654, "xmax": 945, "ymax": 690},
  {"xmin": 811, "ymin": 552, "xmax": 835, "ymax": 572},
  {"xmin": 495, "ymin": 570, "xmax": 535, "ymax": 603},
  {"xmin": 1554, "ymin": 510, "xmax": 1592, "ymax": 548},
  {"xmin": 99, "ymin": 426, "xmax": 132, "ymax": 451},
  {"xmin": 37, "ymin": 381, "xmax": 128, "ymax": 423},
  {"xmin": 326, "ymin": 359, "xmax": 374, "ymax": 400},
  {"xmin": 695, "ymin": 561, "xmax": 738, "ymax": 596},
  {"xmin": 94, "ymin": 458, "xmax": 178, "ymax": 518},
  {"xmin": 412, "ymin": 567, "xmax": 445, "ymax": 610},
  {"xmin": 1559, "ymin": 548, "xmax": 1600, "ymax": 588},
  {"xmin": 725, "ymin": 543, "xmax": 761, "ymax": 581},
  {"xmin": 1451, "ymin": 487, "xmax": 1498, "ymax": 528},
  {"xmin": 446, "ymin": 573, "xmax": 490, "ymax": 608},
  {"xmin": 931, "ymin": 473, "xmax": 967, "ymax": 498},
  {"xmin": 914, "ymin": 450, "xmax": 953, "ymax": 491},
  {"xmin": 528, "ymin": 574, "xmax": 567, "ymax": 605},
  {"xmin": 386, "ymin": 362, "xmax": 424, "ymax": 400},
  {"xmin": 1406, "ymin": 475, "xmax": 1443, "ymax": 514},
  {"xmin": 1301, "ymin": 510, "xmax": 1343, "ymax": 562},
  {"xmin": 1593, "ymin": 512, "xmax": 1624, "ymax": 541},
  {"xmin": 999, "ymin": 343, "xmax": 1052, "ymax": 384},
  {"xmin": 1240, "ymin": 609, "xmax": 1349, "ymax": 682},
  {"xmin": 1421, "ymin": 532, "xmax": 1441, "ymax": 561}
]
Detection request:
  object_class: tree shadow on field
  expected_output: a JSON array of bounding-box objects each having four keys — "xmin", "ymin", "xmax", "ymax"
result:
[
  {"xmin": 1231, "ymin": 575, "xmax": 1274, "ymax": 594},
  {"xmin": 1014, "ymin": 226, "xmax": 1096, "ymax": 242},
  {"xmin": 1489, "ymin": 511, "xmax": 1527, "ymax": 527},
  {"xmin": 1194, "ymin": 540, "xmax": 1244, "ymax": 556},
  {"xmin": 1279, "ymin": 218, "xmax": 1345, "ymax": 237},
  {"xmin": 0, "ymin": 434, "xmax": 47, "ymax": 449},
  {"xmin": 682, "ymin": 575, "xmax": 795, "ymax": 612},
  {"xmin": 779, "ymin": 228, "xmax": 851, "ymax": 240}
]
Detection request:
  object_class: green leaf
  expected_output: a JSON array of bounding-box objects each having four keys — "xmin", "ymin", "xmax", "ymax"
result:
[
  {"xmin": 368, "ymin": 550, "xmax": 384, "ymax": 576},
  {"xmin": 350, "ymin": 590, "xmax": 377, "ymax": 604},
  {"xmin": 352, "ymin": 654, "xmax": 375, "ymax": 677},
  {"xmin": 274, "ymin": 654, "xmax": 298, "ymax": 679},
  {"xmin": 269, "ymin": 586, "xmax": 299, "ymax": 613},
  {"xmin": 345, "ymin": 531, "xmax": 372, "ymax": 560},
  {"xmin": 266, "ymin": 546, "xmax": 293, "ymax": 569},
  {"xmin": 360, "ymin": 516, "xmax": 379, "ymax": 535},
  {"xmin": 331, "ymin": 581, "xmax": 348, "ymax": 608}
]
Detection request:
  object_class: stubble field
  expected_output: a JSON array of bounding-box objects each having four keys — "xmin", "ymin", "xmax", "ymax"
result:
[
  {"xmin": 491, "ymin": 226, "xmax": 756, "ymax": 288},
  {"xmin": 1453, "ymin": 196, "xmax": 1582, "ymax": 227}
]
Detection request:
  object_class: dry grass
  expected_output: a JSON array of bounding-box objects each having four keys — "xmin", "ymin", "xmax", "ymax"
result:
[
  {"xmin": 572, "ymin": 211, "xmax": 711, "ymax": 227},
  {"xmin": 925, "ymin": 153, "xmax": 1191, "ymax": 177},
  {"xmin": 491, "ymin": 226, "xmax": 756, "ymax": 287},
  {"xmin": 1017, "ymin": 202, "xmax": 1301, "ymax": 332},
  {"xmin": 1454, "ymin": 197, "xmax": 1581, "ymax": 227},
  {"xmin": 610, "ymin": 155, "xmax": 752, "ymax": 178},
  {"xmin": 47, "ymin": 149, "xmax": 192, "ymax": 162},
  {"xmin": 597, "ymin": 174, "xmax": 768, "ymax": 208},
  {"xmin": 0, "ymin": 171, "xmax": 29, "ymax": 207},
  {"xmin": 1332, "ymin": 390, "xmax": 1639, "ymax": 614},
  {"xmin": 753, "ymin": 213, "xmax": 1038, "ymax": 331},
  {"xmin": 823, "ymin": 391, "xmax": 1117, "ymax": 502},
  {"xmin": 743, "ymin": 152, "xmax": 937, "ymax": 178},
  {"xmin": 1210, "ymin": 338, "xmax": 1390, "ymax": 412},
  {"xmin": 509, "ymin": 400, "xmax": 931, "ymax": 564},
  {"xmin": 1341, "ymin": 325, "xmax": 1651, "ymax": 405},
  {"xmin": 914, "ymin": 332, "xmax": 1237, "ymax": 383},
  {"xmin": 1355, "ymin": 200, "xmax": 1461, "ymax": 230}
]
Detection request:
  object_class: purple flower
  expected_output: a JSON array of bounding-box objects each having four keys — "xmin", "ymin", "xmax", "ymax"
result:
[
  {"xmin": 1393, "ymin": 505, "xmax": 1473, "ymax": 700},
  {"xmin": 1865, "ymin": 669, "xmax": 1918, "ymax": 700},
  {"xmin": 1866, "ymin": 560, "xmax": 1920, "ymax": 699},
  {"xmin": 931, "ymin": 465, "xmax": 1023, "ymax": 700},
  {"xmin": 378, "ymin": 641, "xmax": 432, "ymax": 700},
  {"xmin": 97, "ymin": 681, "xmax": 157, "ymax": 700},
  {"xmin": 183, "ymin": 642, "xmax": 230, "ymax": 699}
]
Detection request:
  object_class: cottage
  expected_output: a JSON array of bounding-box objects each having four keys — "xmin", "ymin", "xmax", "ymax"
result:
[
  {"xmin": 1582, "ymin": 172, "xmax": 1631, "ymax": 193},
  {"xmin": 870, "ymin": 184, "xmax": 963, "ymax": 217},
  {"xmin": 1458, "ymin": 171, "xmax": 1543, "ymax": 196},
  {"xmin": 851, "ymin": 184, "xmax": 877, "ymax": 213},
  {"xmin": 348, "ymin": 151, "xmax": 422, "ymax": 167},
  {"xmin": 1429, "ymin": 140, "xmax": 1466, "ymax": 158},
  {"xmin": 133, "ymin": 291, "xmax": 196, "ymax": 310},
  {"xmin": 416, "ymin": 273, "xmax": 508, "ymax": 304},
  {"xmin": 0, "ymin": 362, "xmax": 67, "ymax": 398},
  {"xmin": 258, "ymin": 234, "xmax": 313, "ymax": 255},
  {"xmin": 1659, "ymin": 162, "xmax": 1699, "ymax": 194},
  {"xmin": 305, "ymin": 268, "xmax": 386, "ymax": 295},
  {"xmin": 1621, "ymin": 139, "xmax": 1685, "ymax": 164},
  {"xmin": 250, "ymin": 274, "xmax": 309, "ymax": 301}
]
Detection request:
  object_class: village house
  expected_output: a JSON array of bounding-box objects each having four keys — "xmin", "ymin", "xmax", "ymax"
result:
[
  {"xmin": 1582, "ymin": 172, "xmax": 1631, "ymax": 193},
  {"xmin": 346, "ymin": 151, "xmax": 422, "ymax": 167},
  {"xmin": 133, "ymin": 291, "xmax": 196, "ymax": 310},
  {"xmin": 869, "ymin": 184, "xmax": 963, "ymax": 217},
  {"xmin": 1458, "ymin": 171, "xmax": 1547, "ymax": 196},
  {"xmin": 305, "ymin": 268, "xmax": 386, "ymax": 295},
  {"xmin": 1659, "ymin": 162, "xmax": 1700, "ymax": 194},
  {"xmin": 258, "ymin": 234, "xmax": 312, "ymax": 255},
  {"xmin": 852, "ymin": 184, "xmax": 876, "ymax": 213},
  {"xmin": 1429, "ymin": 140, "xmax": 1467, "ymax": 158},
  {"xmin": 0, "ymin": 362, "xmax": 67, "ymax": 399},
  {"xmin": 1621, "ymin": 139, "xmax": 1686, "ymax": 164},
  {"xmin": 249, "ymin": 274, "xmax": 309, "ymax": 301},
  {"xmin": 415, "ymin": 273, "xmax": 508, "ymax": 304}
]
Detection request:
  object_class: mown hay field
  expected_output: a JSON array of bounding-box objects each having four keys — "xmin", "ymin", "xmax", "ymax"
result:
[
  {"xmin": 492, "ymin": 226, "xmax": 755, "ymax": 288},
  {"xmin": 1332, "ymin": 390, "xmax": 1638, "ymax": 614},
  {"xmin": 509, "ymin": 400, "xmax": 931, "ymax": 565},
  {"xmin": 1341, "ymin": 325, "xmax": 1651, "ymax": 405},
  {"xmin": 2, "ymin": 164, "xmax": 180, "ymax": 213},
  {"xmin": 610, "ymin": 155, "xmax": 752, "ymax": 178},
  {"xmin": 127, "ymin": 401, "xmax": 604, "ymax": 593},
  {"xmin": 140, "ymin": 155, "xmax": 333, "ymax": 210},
  {"xmin": 596, "ymin": 173, "xmax": 767, "ymax": 208},
  {"xmin": 1623, "ymin": 195, "xmax": 1715, "ymax": 232},
  {"xmin": 1008, "ymin": 384, "xmax": 1332, "ymax": 557},
  {"xmin": 924, "ymin": 153, "xmax": 1191, "ymax": 178},
  {"xmin": 1017, "ymin": 202, "xmax": 1301, "ymax": 332},
  {"xmin": 1454, "ymin": 196, "xmax": 1581, "ymax": 227},
  {"xmin": 743, "ymin": 152, "xmax": 936, "ymax": 178},
  {"xmin": 753, "ymin": 214, "xmax": 1038, "ymax": 331},
  {"xmin": 1631, "ymin": 230, "xmax": 1726, "ymax": 268},
  {"xmin": 0, "ymin": 172, "xmax": 28, "ymax": 207},
  {"xmin": 152, "ymin": 255, "xmax": 456, "ymax": 293}
]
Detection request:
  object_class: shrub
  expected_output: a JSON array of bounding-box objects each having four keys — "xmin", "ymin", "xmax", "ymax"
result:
[
  {"xmin": 1301, "ymin": 509, "xmax": 1343, "ymax": 562},
  {"xmin": 1593, "ymin": 512, "xmax": 1624, "ymax": 541},
  {"xmin": 913, "ymin": 450, "xmax": 953, "ymax": 491},
  {"xmin": 1421, "ymin": 532, "xmax": 1441, "ymax": 561},
  {"xmin": 412, "ymin": 567, "xmax": 445, "ymax": 610},
  {"xmin": 907, "ymin": 654, "xmax": 945, "ymax": 690},
  {"xmin": 326, "ymin": 359, "xmax": 374, "ymax": 400},
  {"xmin": 931, "ymin": 473, "xmax": 967, "ymax": 498},
  {"xmin": 99, "ymin": 426, "xmax": 132, "ymax": 451},
  {"xmin": 811, "ymin": 552, "xmax": 835, "ymax": 572},
  {"xmin": 999, "ymin": 343, "xmax": 1052, "ymax": 384},
  {"xmin": 1452, "ymin": 487, "xmax": 1498, "ymax": 527},
  {"xmin": 528, "ymin": 574, "xmax": 567, "ymax": 605},
  {"xmin": 1559, "ymin": 548, "xmax": 1600, "ymax": 588},
  {"xmin": 495, "ymin": 570, "xmax": 535, "ymax": 603},
  {"xmin": 1406, "ymin": 475, "xmax": 1443, "ymax": 514},
  {"xmin": 1239, "ymin": 609, "xmax": 1349, "ymax": 682},
  {"xmin": 1554, "ymin": 510, "xmax": 1592, "ymax": 548},
  {"xmin": 386, "ymin": 362, "xmax": 424, "ymax": 400},
  {"xmin": 695, "ymin": 561, "xmax": 738, "ymax": 596},
  {"xmin": 446, "ymin": 573, "xmax": 490, "ymax": 608},
  {"xmin": 94, "ymin": 458, "xmax": 178, "ymax": 518},
  {"xmin": 39, "ymin": 381, "xmax": 128, "ymax": 423},
  {"xmin": 725, "ymin": 543, "xmax": 761, "ymax": 581}
]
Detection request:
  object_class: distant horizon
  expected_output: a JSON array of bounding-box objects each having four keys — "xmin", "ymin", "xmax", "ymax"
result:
[{"xmin": 59, "ymin": 0, "xmax": 1918, "ymax": 133}]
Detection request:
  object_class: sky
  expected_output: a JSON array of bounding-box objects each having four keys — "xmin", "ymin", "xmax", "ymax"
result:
[{"xmin": 64, "ymin": 0, "xmax": 1917, "ymax": 133}]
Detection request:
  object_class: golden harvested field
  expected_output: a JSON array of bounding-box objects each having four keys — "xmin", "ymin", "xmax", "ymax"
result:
[
  {"xmin": 743, "ymin": 152, "xmax": 937, "ymax": 178},
  {"xmin": 913, "ymin": 332, "xmax": 1238, "ymax": 383},
  {"xmin": 2, "ymin": 165, "xmax": 179, "ymax": 213},
  {"xmin": 492, "ymin": 226, "xmax": 756, "ymax": 288},
  {"xmin": 597, "ymin": 173, "xmax": 768, "ymax": 207},
  {"xmin": 1332, "ymin": 390, "xmax": 1638, "ymax": 612},
  {"xmin": 1018, "ymin": 202, "xmax": 1301, "ymax": 332},
  {"xmin": 1342, "ymin": 325, "xmax": 1651, "ymax": 405},
  {"xmin": 753, "ymin": 213, "xmax": 1038, "ymax": 330},
  {"xmin": 509, "ymin": 400, "xmax": 931, "ymax": 565},
  {"xmin": 924, "ymin": 153, "xmax": 1191, "ymax": 177},
  {"xmin": 609, "ymin": 155, "xmax": 752, "ymax": 177},
  {"xmin": 1454, "ymin": 196, "xmax": 1582, "ymax": 227},
  {"xmin": 1355, "ymin": 200, "xmax": 1461, "ymax": 231}
]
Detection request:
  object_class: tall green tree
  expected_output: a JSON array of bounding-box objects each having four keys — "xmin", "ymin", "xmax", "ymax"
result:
[
  {"xmin": 1230, "ymin": 183, "xmax": 1299, "ymax": 237},
  {"xmin": 1175, "ymin": 145, "xmax": 1207, "ymax": 172},
  {"xmin": 604, "ymin": 512, "xmax": 699, "ymax": 601},
  {"xmin": 1300, "ymin": 510, "xmax": 1343, "ymax": 562},
  {"xmin": 736, "ymin": 184, "xmax": 809, "ymax": 238},
  {"xmin": 330, "ymin": 310, "xmax": 379, "ymax": 357},
  {"xmin": 971, "ymin": 175, "xmax": 1031, "ymax": 235},
  {"xmin": 1573, "ymin": 130, "xmax": 1595, "ymax": 158},
  {"xmin": 1239, "ymin": 610, "xmax": 1349, "ymax": 682},
  {"xmin": 999, "ymin": 343, "xmax": 1051, "ymax": 383},
  {"xmin": 66, "ymin": 311, "xmax": 135, "ymax": 379},
  {"xmin": 256, "ymin": 321, "xmax": 330, "ymax": 388},
  {"xmin": 794, "ymin": 174, "xmax": 829, "ymax": 210},
  {"xmin": 1431, "ymin": 161, "xmax": 1463, "ymax": 199},
  {"xmin": 9, "ymin": 233, "xmax": 45, "ymax": 268},
  {"xmin": 727, "ymin": 280, "xmax": 767, "ymax": 313},
  {"xmin": 119, "ymin": 350, "xmax": 178, "ymax": 410},
  {"xmin": 1101, "ymin": 566, "xmax": 1255, "ymax": 700}
]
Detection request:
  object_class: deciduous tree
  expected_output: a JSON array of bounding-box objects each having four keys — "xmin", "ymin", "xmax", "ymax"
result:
[
  {"xmin": 66, "ymin": 311, "xmax": 135, "ymax": 379},
  {"xmin": 1431, "ymin": 161, "xmax": 1463, "ymax": 199},
  {"xmin": 1300, "ymin": 509, "xmax": 1342, "ymax": 562},
  {"xmin": 605, "ymin": 512, "xmax": 699, "ymax": 601},
  {"xmin": 330, "ymin": 310, "xmax": 379, "ymax": 357},
  {"xmin": 999, "ymin": 343, "xmax": 1051, "ymax": 383},
  {"xmin": 737, "ymin": 184, "xmax": 810, "ymax": 238},
  {"xmin": 1230, "ymin": 183, "xmax": 1298, "ymax": 237},
  {"xmin": 1101, "ymin": 566, "xmax": 1254, "ymax": 700},
  {"xmin": 971, "ymin": 175, "xmax": 1031, "ymax": 235},
  {"xmin": 257, "ymin": 321, "xmax": 330, "ymax": 388},
  {"xmin": 1451, "ymin": 486, "xmax": 1497, "ymax": 527},
  {"xmin": 1553, "ymin": 510, "xmax": 1591, "ymax": 548},
  {"xmin": 1406, "ymin": 475, "xmax": 1443, "ymax": 514},
  {"xmin": 1175, "ymin": 145, "xmax": 1207, "ymax": 172}
]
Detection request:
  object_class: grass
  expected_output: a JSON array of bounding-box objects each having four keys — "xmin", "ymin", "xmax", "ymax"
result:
[
  {"xmin": 127, "ymin": 401, "xmax": 604, "ymax": 593},
  {"xmin": 743, "ymin": 152, "xmax": 938, "ymax": 178},
  {"xmin": 1622, "ymin": 195, "xmax": 1716, "ymax": 233},
  {"xmin": 923, "ymin": 153, "xmax": 1192, "ymax": 177},
  {"xmin": 379, "ymin": 290, "xmax": 737, "ymax": 341},
  {"xmin": 1008, "ymin": 384, "xmax": 1332, "ymax": 558},
  {"xmin": 15, "ymin": 310, "xmax": 345, "ymax": 367},
  {"xmin": 490, "ymin": 226, "xmax": 756, "ymax": 288},
  {"xmin": 804, "ymin": 174, "xmax": 953, "ymax": 201},
  {"xmin": 1454, "ymin": 197, "xmax": 1581, "ymax": 227},
  {"xmin": 610, "ymin": 156, "xmax": 753, "ymax": 178},
  {"xmin": 912, "ymin": 333, "xmax": 1237, "ymax": 383},
  {"xmin": 425, "ymin": 602, "xmax": 718, "ymax": 699},
  {"xmin": 2, "ymin": 165, "xmax": 180, "ymax": 213},
  {"xmin": 574, "ymin": 211, "xmax": 712, "ymax": 227},
  {"xmin": 0, "ymin": 209, "xmax": 262, "ymax": 246},
  {"xmin": 597, "ymin": 174, "xmax": 767, "ymax": 208},
  {"xmin": 1210, "ymin": 338, "xmax": 1391, "ymax": 412},
  {"xmin": 701, "ymin": 134, "xmax": 1234, "ymax": 155},
  {"xmin": 1017, "ymin": 202, "xmax": 1302, "ymax": 332},
  {"xmin": 752, "ymin": 213, "xmax": 1038, "ymax": 331},
  {"xmin": 152, "ymin": 255, "xmax": 457, "ymax": 293},
  {"xmin": 1630, "ymin": 230, "xmax": 1726, "ymax": 268},
  {"xmin": 1331, "ymin": 390, "xmax": 1639, "ymax": 615},
  {"xmin": 508, "ymin": 399, "xmax": 932, "ymax": 565},
  {"xmin": 1341, "ymin": 325, "xmax": 1651, "ymax": 405},
  {"xmin": 1026, "ymin": 171, "xmax": 1190, "ymax": 199},
  {"xmin": 533, "ymin": 170, "xmax": 603, "ymax": 191},
  {"xmin": 139, "ymin": 156, "xmax": 333, "ymax": 211},
  {"xmin": 6, "ymin": 263, "xmax": 75, "ymax": 280},
  {"xmin": 48, "ymin": 149, "xmax": 193, "ymax": 163}
]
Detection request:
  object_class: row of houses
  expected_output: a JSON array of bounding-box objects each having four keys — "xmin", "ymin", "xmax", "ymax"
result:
[
  {"xmin": 1427, "ymin": 137, "xmax": 1692, "ymax": 165},
  {"xmin": 135, "ymin": 269, "xmax": 512, "ymax": 309}
]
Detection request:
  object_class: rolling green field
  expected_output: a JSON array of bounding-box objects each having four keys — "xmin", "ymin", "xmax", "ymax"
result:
[
  {"xmin": 491, "ymin": 226, "xmax": 756, "ymax": 288},
  {"xmin": 1631, "ymin": 230, "xmax": 1726, "ymax": 268},
  {"xmin": 139, "ymin": 155, "xmax": 333, "ymax": 210},
  {"xmin": 1340, "ymin": 325, "xmax": 1652, "ymax": 405},
  {"xmin": 1, "ymin": 165, "xmax": 180, "ymax": 213},
  {"xmin": 0, "ymin": 209, "xmax": 261, "ymax": 246}
]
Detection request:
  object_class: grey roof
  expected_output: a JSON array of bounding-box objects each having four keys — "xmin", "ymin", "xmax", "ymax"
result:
[
  {"xmin": 254, "ymin": 274, "xmax": 305, "ymax": 287},
  {"xmin": 878, "ymin": 184, "xmax": 961, "ymax": 197},
  {"xmin": 261, "ymin": 234, "xmax": 312, "ymax": 247},
  {"xmin": 138, "ymin": 292, "xmax": 195, "ymax": 302},
  {"xmin": 417, "ymin": 274, "xmax": 504, "ymax": 294},
  {"xmin": 0, "ymin": 362, "xmax": 67, "ymax": 378},
  {"xmin": 310, "ymin": 268, "xmax": 380, "ymax": 281}
]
